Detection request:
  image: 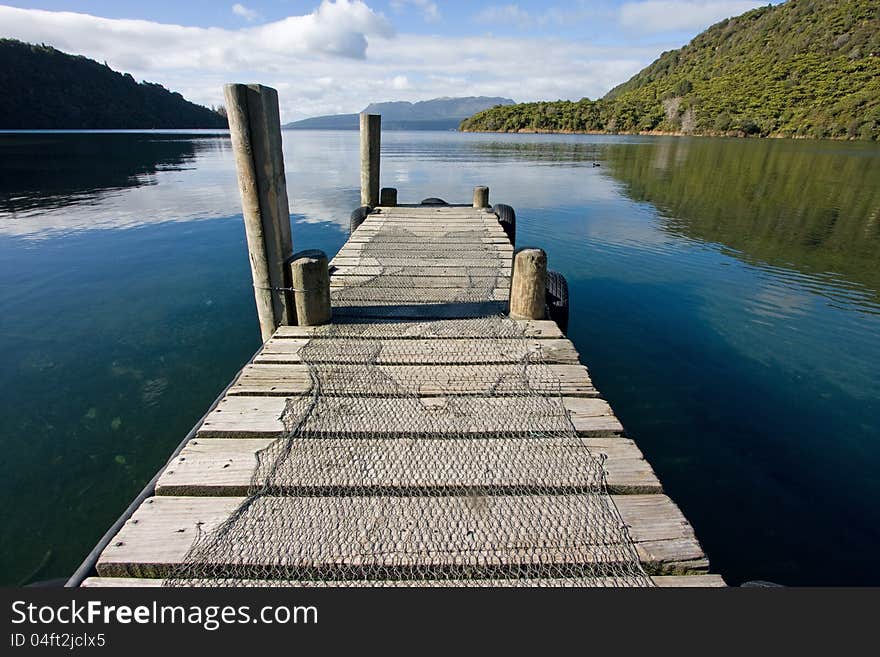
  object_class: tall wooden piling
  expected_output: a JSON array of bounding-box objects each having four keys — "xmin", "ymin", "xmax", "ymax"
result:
[
  {"xmin": 473, "ymin": 186, "xmax": 489, "ymax": 208},
  {"xmin": 360, "ymin": 113, "xmax": 381, "ymax": 207},
  {"xmin": 224, "ymin": 83, "xmax": 295, "ymax": 341},
  {"xmin": 509, "ymin": 248, "xmax": 547, "ymax": 319}
]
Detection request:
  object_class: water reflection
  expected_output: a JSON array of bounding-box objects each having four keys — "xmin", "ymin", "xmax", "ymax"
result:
[
  {"xmin": 602, "ymin": 137, "xmax": 880, "ymax": 308},
  {"xmin": 1, "ymin": 130, "xmax": 879, "ymax": 586},
  {"xmin": 0, "ymin": 132, "xmax": 237, "ymax": 237}
]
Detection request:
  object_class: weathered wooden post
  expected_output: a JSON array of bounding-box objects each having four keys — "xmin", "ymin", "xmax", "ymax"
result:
[
  {"xmin": 509, "ymin": 248, "xmax": 547, "ymax": 319},
  {"xmin": 380, "ymin": 187, "xmax": 398, "ymax": 206},
  {"xmin": 224, "ymin": 83, "xmax": 295, "ymax": 341},
  {"xmin": 473, "ymin": 186, "xmax": 490, "ymax": 208},
  {"xmin": 360, "ymin": 113, "xmax": 381, "ymax": 207},
  {"xmin": 288, "ymin": 249, "xmax": 331, "ymax": 326}
]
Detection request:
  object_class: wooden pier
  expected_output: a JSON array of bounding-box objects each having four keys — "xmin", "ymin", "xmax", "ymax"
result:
[{"xmin": 74, "ymin": 84, "xmax": 723, "ymax": 588}]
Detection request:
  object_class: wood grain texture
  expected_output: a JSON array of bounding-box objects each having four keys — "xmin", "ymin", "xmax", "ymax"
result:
[
  {"xmin": 330, "ymin": 256, "xmax": 508, "ymax": 268},
  {"xmin": 83, "ymin": 574, "xmax": 725, "ymax": 587},
  {"xmin": 155, "ymin": 436, "xmax": 659, "ymax": 496},
  {"xmin": 329, "ymin": 265, "xmax": 511, "ymax": 278},
  {"xmin": 229, "ymin": 363, "xmax": 595, "ymax": 396},
  {"xmin": 254, "ymin": 337, "xmax": 581, "ymax": 364},
  {"xmin": 359, "ymin": 113, "xmax": 380, "ymax": 206},
  {"xmin": 510, "ymin": 248, "xmax": 547, "ymax": 320},
  {"xmin": 330, "ymin": 275, "xmax": 510, "ymax": 289},
  {"xmin": 196, "ymin": 395, "xmax": 624, "ymax": 438},
  {"xmin": 347, "ymin": 235, "xmax": 510, "ymax": 245},
  {"xmin": 223, "ymin": 84, "xmax": 278, "ymax": 341},
  {"xmin": 339, "ymin": 242, "xmax": 513, "ymax": 253},
  {"xmin": 95, "ymin": 494, "xmax": 706, "ymax": 578},
  {"xmin": 288, "ymin": 249, "xmax": 331, "ymax": 326},
  {"xmin": 272, "ymin": 319, "xmax": 564, "ymax": 339}
]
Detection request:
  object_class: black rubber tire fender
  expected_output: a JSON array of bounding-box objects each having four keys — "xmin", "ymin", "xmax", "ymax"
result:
[
  {"xmin": 349, "ymin": 205, "xmax": 372, "ymax": 234},
  {"xmin": 545, "ymin": 270, "xmax": 569, "ymax": 335},
  {"xmin": 493, "ymin": 203, "xmax": 516, "ymax": 245}
]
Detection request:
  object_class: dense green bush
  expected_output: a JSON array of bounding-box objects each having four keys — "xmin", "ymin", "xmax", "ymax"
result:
[
  {"xmin": 0, "ymin": 40, "xmax": 228, "ymax": 129},
  {"xmin": 461, "ymin": 0, "xmax": 880, "ymax": 140}
]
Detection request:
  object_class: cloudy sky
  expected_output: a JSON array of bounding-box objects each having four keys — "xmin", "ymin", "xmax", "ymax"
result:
[{"xmin": 0, "ymin": 1, "xmax": 780, "ymax": 121}]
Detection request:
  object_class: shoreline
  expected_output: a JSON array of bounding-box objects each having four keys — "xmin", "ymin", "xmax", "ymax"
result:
[{"xmin": 459, "ymin": 127, "xmax": 870, "ymax": 142}]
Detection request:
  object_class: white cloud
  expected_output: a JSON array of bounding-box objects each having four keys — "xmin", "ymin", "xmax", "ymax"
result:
[
  {"xmin": 619, "ymin": 1, "xmax": 765, "ymax": 34},
  {"xmin": 0, "ymin": 2, "xmax": 672, "ymax": 122},
  {"xmin": 390, "ymin": 75, "xmax": 410, "ymax": 90},
  {"xmin": 390, "ymin": 0, "xmax": 440, "ymax": 23},
  {"xmin": 0, "ymin": 1, "xmax": 393, "ymax": 66},
  {"xmin": 231, "ymin": 3, "xmax": 259, "ymax": 22}
]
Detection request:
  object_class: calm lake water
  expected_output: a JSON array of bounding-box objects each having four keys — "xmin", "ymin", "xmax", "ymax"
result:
[{"xmin": 1, "ymin": 130, "xmax": 878, "ymax": 586}]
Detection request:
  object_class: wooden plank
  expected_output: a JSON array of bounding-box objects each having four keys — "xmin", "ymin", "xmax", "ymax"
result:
[
  {"xmin": 229, "ymin": 363, "xmax": 595, "ymax": 396},
  {"xmin": 353, "ymin": 227, "xmax": 509, "ymax": 238},
  {"xmin": 330, "ymin": 265, "xmax": 511, "ymax": 277},
  {"xmin": 362, "ymin": 212, "xmax": 492, "ymax": 218},
  {"xmin": 330, "ymin": 288, "xmax": 509, "ymax": 302},
  {"xmin": 94, "ymin": 494, "xmax": 706, "ymax": 578},
  {"xmin": 272, "ymin": 319, "xmax": 564, "ymax": 339},
  {"xmin": 372, "ymin": 214, "xmax": 496, "ymax": 221},
  {"xmin": 331, "ymin": 302, "xmax": 509, "ymax": 320},
  {"xmin": 332, "ymin": 279, "xmax": 509, "ymax": 290},
  {"xmin": 338, "ymin": 244, "xmax": 513, "ymax": 255},
  {"xmin": 355, "ymin": 224, "xmax": 506, "ymax": 233},
  {"xmin": 341, "ymin": 238, "xmax": 512, "ymax": 248},
  {"xmin": 330, "ymin": 257, "xmax": 508, "ymax": 267},
  {"xmin": 254, "ymin": 337, "xmax": 580, "ymax": 364},
  {"xmin": 347, "ymin": 236, "xmax": 510, "ymax": 245},
  {"xmin": 155, "ymin": 436, "xmax": 658, "ymax": 496},
  {"xmin": 373, "ymin": 210, "xmax": 492, "ymax": 215},
  {"xmin": 653, "ymin": 575, "xmax": 726, "ymax": 587},
  {"xmin": 83, "ymin": 574, "xmax": 725, "ymax": 587},
  {"xmin": 196, "ymin": 395, "xmax": 623, "ymax": 438},
  {"xmin": 353, "ymin": 231, "xmax": 509, "ymax": 241},
  {"xmin": 378, "ymin": 204, "xmax": 479, "ymax": 209},
  {"xmin": 376, "ymin": 207, "xmax": 489, "ymax": 212},
  {"xmin": 331, "ymin": 275, "xmax": 510, "ymax": 289},
  {"xmin": 366, "ymin": 220, "xmax": 501, "ymax": 227},
  {"xmin": 334, "ymin": 251, "xmax": 511, "ymax": 263}
]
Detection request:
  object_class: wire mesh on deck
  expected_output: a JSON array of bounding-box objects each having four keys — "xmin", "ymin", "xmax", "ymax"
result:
[
  {"xmin": 331, "ymin": 226, "xmax": 504, "ymax": 307},
  {"xmin": 167, "ymin": 212, "xmax": 652, "ymax": 587}
]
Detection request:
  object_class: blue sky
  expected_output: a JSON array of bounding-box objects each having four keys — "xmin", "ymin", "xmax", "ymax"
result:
[{"xmin": 0, "ymin": 1, "xmax": 781, "ymax": 120}]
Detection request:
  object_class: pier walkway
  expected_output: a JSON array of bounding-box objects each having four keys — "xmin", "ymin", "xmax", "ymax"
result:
[
  {"xmin": 81, "ymin": 203, "xmax": 722, "ymax": 588},
  {"xmin": 69, "ymin": 85, "xmax": 722, "ymax": 587}
]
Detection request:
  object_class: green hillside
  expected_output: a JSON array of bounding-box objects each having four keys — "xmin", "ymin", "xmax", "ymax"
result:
[
  {"xmin": 0, "ymin": 40, "xmax": 228, "ymax": 129},
  {"xmin": 461, "ymin": 0, "xmax": 880, "ymax": 140}
]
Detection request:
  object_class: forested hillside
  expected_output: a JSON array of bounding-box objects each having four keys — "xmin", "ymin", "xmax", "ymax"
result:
[
  {"xmin": 0, "ymin": 40, "xmax": 227, "ymax": 129},
  {"xmin": 461, "ymin": 0, "xmax": 880, "ymax": 139}
]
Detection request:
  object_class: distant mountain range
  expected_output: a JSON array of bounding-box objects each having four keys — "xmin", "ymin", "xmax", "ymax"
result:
[
  {"xmin": 284, "ymin": 97, "xmax": 515, "ymax": 131},
  {"xmin": 0, "ymin": 39, "xmax": 227, "ymax": 129}
]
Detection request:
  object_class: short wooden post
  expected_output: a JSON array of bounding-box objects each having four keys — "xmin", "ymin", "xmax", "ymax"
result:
[
  {"xmin": 224, "ymin": 83, "xmax": 295, "ymax": 341},
  {"xmin": 509, "ymin": 248, "xmax": 547, "ymax": 320},
  {"xmin": 288, "ymin": 249, "xmax": 331, "ymax": 326},
  {"xmin": 473, "ymin": 186, "xmax": 489, "ymax": 208},
  {"xmin": 360, "ymin": 113, "xmax": 381, "ymax": 207},
  {"xmin": 380, "ymin": 187, "xmax": 397, "ymax": 206}
]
